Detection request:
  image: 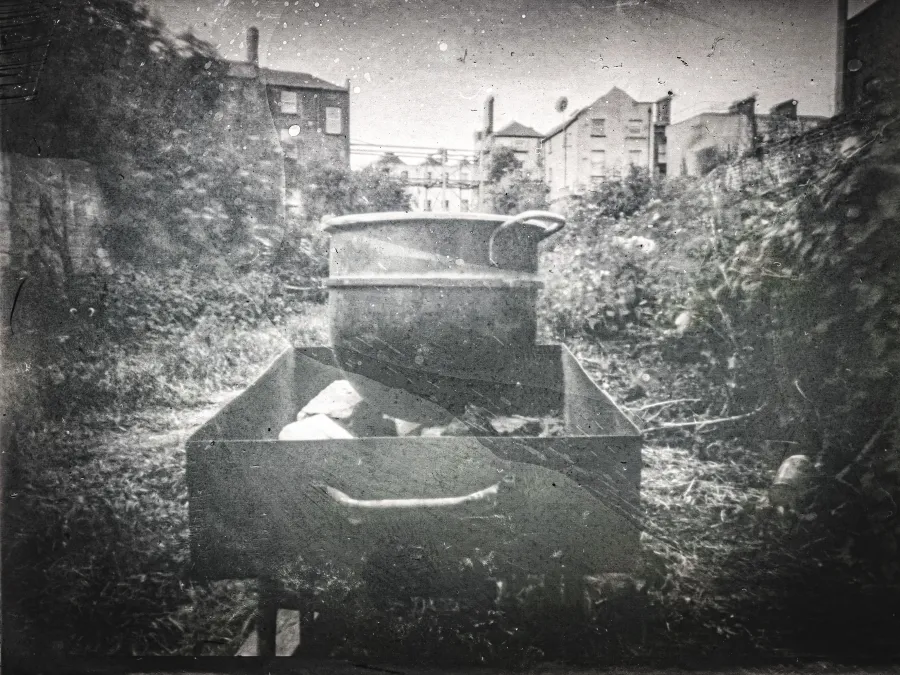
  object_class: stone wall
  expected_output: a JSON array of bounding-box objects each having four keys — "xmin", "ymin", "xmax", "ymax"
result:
[
  {"xmin": 698, "ymin": 115, "xmax": 861, "ymax": 193},
  {"xmin": 2, "ymin": 153, "xmax": 105, "ymax": 289}
]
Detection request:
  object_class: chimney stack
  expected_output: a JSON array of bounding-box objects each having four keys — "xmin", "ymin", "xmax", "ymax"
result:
[
  {"xmin": 247, "ymin": 26, "xmax": 260, "ymax": 67},
  {"xmin": 484, "ymin": 95, "xmax": 494, "ymax": 136}
]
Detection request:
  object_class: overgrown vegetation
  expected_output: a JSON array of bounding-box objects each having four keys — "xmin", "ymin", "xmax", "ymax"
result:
[
  {"xmin": 482, "ymin": 145, "xmax": 549, "ymax": 214},
  {"xmin": 541, "ymin": 102, "xmax": 900, "ymax": 659},
  {"xmin": 5, "ymin": 1, "xmax": 900, "ymax": 660},
  {"xmin": 3, "ymin": 0, "xmax": 272, "ymax": 269}
]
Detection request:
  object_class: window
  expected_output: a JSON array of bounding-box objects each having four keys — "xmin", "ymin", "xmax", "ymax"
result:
[
  {"xmin": 546, "ymin": 141, "xmax": 552, "ymax": 155},
  {"xmin": 591, "ymin": 118, "xmax": 606, "ymax": 136},
  {"xmin": 425, "ymin": 171, "xmax": 432, "ymax": 180},
  {"xmin": 629, "ymin": 149, "xmax": 642, "ymax": 165},
  {"xmin": 514, "ymin": 138, "xmax": 528, "ymax": 150},
  {"xmin": 424, "ymin": 199, "xmax": 432, "ymax": 211},
  {"xmin": 400, "ymin": 170, "xmax": 409, "ymax": 180},
  {"xmin": 461, "ymin": 199, "xmax": 470, "ymax": 211},
  {"xmin": 627, "ymin": 119, "xmax": 643, "ymax": 136},
  {"xmin": 657, "ymin": 143, "xmax": 667, "ymax": 159},
  {"xmin": 280, "ymin": 90, "xmax": 298, "ymax": 114},
  {"xmin": 443, "ymin": 200, "xmax": 450, "ymax": 210},
  {"xmin": 548, "ymin": 167, "xmax": 553, "ymax": 184},
  {"xmin": 325, "ymin": 106, "xmax": 342, "ymax": 134},
  {"xmin": 590, "ymin": 150, "xmax": 606, "ymax": 177}
]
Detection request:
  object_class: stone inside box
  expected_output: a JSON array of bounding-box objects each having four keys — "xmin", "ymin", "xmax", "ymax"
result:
[{"xmin": 278, "ymin": 378, "xmax": 568, "ymax": 441}]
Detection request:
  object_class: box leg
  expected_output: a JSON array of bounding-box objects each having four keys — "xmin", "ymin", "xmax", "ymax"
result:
[{"xmin": 257, "ymin": 576, "xmax": 279, "ymax": 659}]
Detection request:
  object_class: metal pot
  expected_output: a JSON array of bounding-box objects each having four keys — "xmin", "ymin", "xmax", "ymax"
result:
[
  {"xmin": 322, "ymin": 210, "xmax": 565, "ymax": 276},
  {"xmin": 321, "ymin": 211, "xmax": 565, "ymax": 420},
  {"xmin": 327, "ymin": 274, "xmax": 542, "ymax": 370}
]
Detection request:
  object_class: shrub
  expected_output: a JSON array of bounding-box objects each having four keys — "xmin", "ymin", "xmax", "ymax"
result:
[
  {"xmin": 489, "ymin": 169, "xmax": 550, "ymax": 215},
  {"xmin": 7, "ymin": 264, "xmax": 323, "ymax": 421},
  {"xmin": 566, "ymin": 166, "xmax": 657, "ymax": 225}
]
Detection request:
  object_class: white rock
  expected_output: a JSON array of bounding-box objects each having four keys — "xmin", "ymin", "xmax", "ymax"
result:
[
  {"xmin": 300, "ymin": 380, "xmax": 363, "ymax": 420},
  {"xmin": 279, "ymin": 414, "xmax": 354, "ymax": 441},
  {"xmin": 392, "ymin": 417, "xmax": 423, "ymax": 437}
]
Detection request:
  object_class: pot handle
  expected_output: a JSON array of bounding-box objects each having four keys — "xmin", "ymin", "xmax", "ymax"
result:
[
  {"xmin": 320, "ymin": 482, "xmax": 501, "ymax": 509},
  {"xmin": 488, "ymin": 211, "xmax": 566, "ymax": 266}
]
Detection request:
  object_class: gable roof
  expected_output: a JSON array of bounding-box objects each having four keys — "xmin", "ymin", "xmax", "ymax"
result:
[
  {"xmin": 261, "ymin": 67, "xmax": 346, "ymax": 91},
  {"xmin": 225, "ymin": 61, "xmax": 346, "ymax": 91},
  {"xmin": 542, "ymin": 108, "xmax": 585, "ymax": 140},
  {"xmin": 493, "ymin": 121, "xmax": 542, "ymax": 138},
  {"xmin": 542, "ymin": 87, "xmax": 663, "ymax": 141},
  {"xmin": 544, "ymin": 87, "xmax": 640, "ymax": 140},
  {"xmin": 376, "ymin": 153, "xmax": 406, "ymax": 165}
]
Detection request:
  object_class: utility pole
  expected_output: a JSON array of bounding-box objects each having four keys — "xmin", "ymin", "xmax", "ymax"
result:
[{"xmin": 440, "ymin": 148, "xmax": 448, "ymax": 212}]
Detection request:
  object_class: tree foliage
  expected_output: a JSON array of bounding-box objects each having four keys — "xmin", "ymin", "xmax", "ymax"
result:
[
  {"xmin": 3, "ymin": 0, "xmax": 259, "ymax": 268},
  {"xmin": 486, "ymin": 145, "xmax": 523, "ymax": 183},
  {"xmin": 490, "ymin": 169, "xmax": 550, "ymax": 215},
  {"xmin": 297, "ymin": 161, "xmax": 412, "ymax": 225}
]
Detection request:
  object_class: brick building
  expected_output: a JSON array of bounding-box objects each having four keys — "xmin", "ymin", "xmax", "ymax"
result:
[
  {"xmin": 841, "ymin": 0, "xmax": 900, "ymax": 110},
  {"xmin": 540, "ymin": 87, "xmax": 671, "ymax": 204},
  {"xmin": 376, "ymin": 152, "xmax": 477, "ymax": 213},
  {"xmin": 227, "ymin": 27, "xmax": 350, "ymax": 220},
  {"xmin": 476, "ymin": 119, "xmax": 543, "ymax": 176}
]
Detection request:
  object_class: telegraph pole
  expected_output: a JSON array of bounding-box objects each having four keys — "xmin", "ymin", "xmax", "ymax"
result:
[{"xmin": 440, "ymin": 148, "xmax": 448, "ymax": 212}]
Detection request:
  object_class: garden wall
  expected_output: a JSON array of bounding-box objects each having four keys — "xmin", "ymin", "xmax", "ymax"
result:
[
  {"xmin": 699, "ymin": 115, "xmax": 862, "ymax": 192},
  {"xmin": 2, "ymin": 153, "xmax": 105, "ymax": 285}
]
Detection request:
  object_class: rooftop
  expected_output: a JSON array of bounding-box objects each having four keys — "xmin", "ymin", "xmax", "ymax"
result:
[
  {"xmin": 542, "ymin": 87, "xmax": 667, "ymax": 140},
  {"xmin": 226, "ymin": 61, "xmax": 346, "ymax": 91},
  {"xmin": 492, "ymin": 121, "xmax": 543, "ymax": 138}
]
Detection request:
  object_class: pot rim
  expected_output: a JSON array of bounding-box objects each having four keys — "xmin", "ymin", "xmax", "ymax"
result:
[{"xmin": 322, "ymin": 211, "xmax": 513, "ymax": 232}]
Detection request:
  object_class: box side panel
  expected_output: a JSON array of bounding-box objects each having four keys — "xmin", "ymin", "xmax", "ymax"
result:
[
  {"xmin": 482, "ymin": 436, "xmax": 642, "ymax": 566},
  {"xmin": 189, "ymin": 349, "xmax": 299, "ymax": 442},
  {"xmin": 561, "ymin": 346, "xmax": 641, "ymax": 437},
  {"xmin": 187, "ymin": 436, "xmax": 639, "ymax": 582}
]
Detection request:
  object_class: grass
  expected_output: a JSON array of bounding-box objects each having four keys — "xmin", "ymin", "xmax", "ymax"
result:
[{"xmin": 5, "ymin": 303, "xmax": 328, "ymax": 658}]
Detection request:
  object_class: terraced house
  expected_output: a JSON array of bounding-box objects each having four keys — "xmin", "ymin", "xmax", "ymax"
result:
[
  {"xmin": 226, "ymin": 27, "xmax": 350, "ymax": 220},
  {"xmin": 541, "ymin": 87, "xmax": 671, "ymax": 204}
]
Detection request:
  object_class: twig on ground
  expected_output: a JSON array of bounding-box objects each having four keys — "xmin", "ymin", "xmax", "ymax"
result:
[
  {"xmin": 642, "ymin": 405, "xmax": 765, "ymax": 434},
  {"xmin": 834, "ymin": 415, "xmax": 894, "ymax": 483},
  {"xmin": 683, "ymin": 478, "xmax": 696, "ymax": 500},
  {"xmin": 629, "ymin": 398, "xmax": 702, "ymax": 412}
]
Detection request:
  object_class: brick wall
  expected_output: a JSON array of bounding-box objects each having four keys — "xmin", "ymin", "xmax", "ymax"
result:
[{"xmin": 697, "ymin": 115, "xmax": 862, "ymax": 193}]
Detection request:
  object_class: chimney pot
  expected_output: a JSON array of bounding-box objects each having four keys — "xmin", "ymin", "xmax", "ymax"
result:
[{"xmin": 247, "ymin": 26, "xmax": 260, "ymax": 66}]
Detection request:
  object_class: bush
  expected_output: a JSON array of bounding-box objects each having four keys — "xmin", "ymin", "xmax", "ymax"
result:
[
  {"xmin": 489, "ymin": 169, "xmax": 550, "ymax": 215},
  {"xmin": 7, "ymin": 264, "xmax": 324, "ymax": 421},
  {"xmin": 539, "ymin": 170, "xmax": 687, "ymax": 340},
  {"xmin": 297, "ymin": 161, "xmax": 412, "ymax": 225},
  {"xmin": 566, "ymin": 166, "xmax": 657, "ymax": 224}
]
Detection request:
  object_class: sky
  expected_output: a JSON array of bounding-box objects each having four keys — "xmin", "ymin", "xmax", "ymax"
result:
[{"xmin": 149, "ymin": 0, "xmax": 878, "ymax": 167}]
